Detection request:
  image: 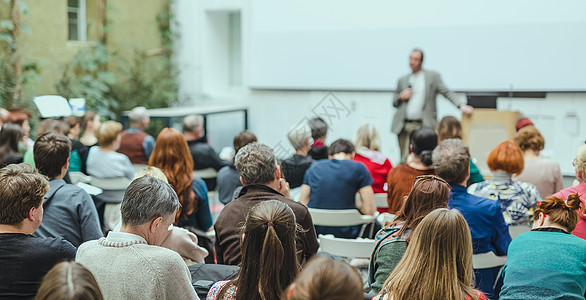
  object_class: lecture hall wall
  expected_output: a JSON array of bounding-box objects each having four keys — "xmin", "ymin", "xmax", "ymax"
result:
[{"xmin": 174, "ymin": 0, "xmax": 586, "ymax": 176}]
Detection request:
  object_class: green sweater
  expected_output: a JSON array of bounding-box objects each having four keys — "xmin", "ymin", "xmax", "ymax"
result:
[{"xmin": 500, "ymin": 230, "xmax": 586, "ymax": 300}]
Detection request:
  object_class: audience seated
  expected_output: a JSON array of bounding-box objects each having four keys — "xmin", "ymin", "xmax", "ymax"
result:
[
  {"xmin": 7, "ymin": 107, "xmax": 33, "ymax": 151},
  {"xmin": 500, "ymin": 195, "xmax": 586, "ymax": 299},
  {"xmin": 286, "ymin": 254, "xmax": 363, "ymax": 300},
  {"xmin": 433, "ymin": 139, "xmax": 512, "ymax": 297},
  {"xmin": 0, "ymin": 123, "xmax": 24, "ymax": 167},
  {"xmin": 183, "ymin": 115, "xmax": 230, "ymax": 177},
  {"xmin": 375, "ymin": 209, "xmax": 487, "ymax": 300},
  {"xmin": 299, "ymin": 139, "xmax": 375, "ymax": 238},
  {"xmin": 117, "ymin": 106, "xmax": 155, "ymax": 164},
  {"xmin": 207, "ymin": 200, "xmax": 299, "ymax": 300},
  {"xmin": 513, "ymin": 125, "xmax": 563, "ymax": 199},
  {"xmin": 34, "ymin": 261, "xmax": 104, "ymax": 300},
  {"xmin": 282, "ymin": 122, "xmax": 314, "ymax": 189},
  {"xmin": 353, "ymin": 124, "xmax": 393, "ymax": 194},
  {"xmin": 214, "ymin": 143, "xmax": 318, "ymax": 265},
  {"xmin": 80, "ymin": 111, "xmax": 101, "ymax": 147},
  {"xmin": 33, "ymin": 133, "xmax": 102, "ymax": 247},
  {"xmin": 149, "ymin": 128, "xmax": 213, "ymax": 232},
  {"xmin": 23, "ymin": 119, "xmax": 70, "ymax": 167},
  {"xmin": 216, "ymin": 130, "xmax": 257, "ymax": 204},
  {"xmin": 468, "ymin": 141, "xmax": 541, "ymax": 225},
  {"xmin": 386, "ymin": 126, "xmax": 436, "ymax": 214},
  {"xmin": 552, "ymin": 144, "xmax": 586, "ymax": 239},
  {"xmin": 87, "ymin": 121, "xmax": 135, "ymax": 179},
  {"xmin": 76, "ymin": 176, "xmax": 199, "ymax": 300},
  {"xmin": 0, "ymin": 164, "xmax": 76, "ymax": 299},
  {"xmin": 65, "ymin": 115, "xmax": 90, "ymax": 174},
  {"xmin": 307, "ymin": 117, "xmax": 328, "ymax": 160},
  {"xmin": 369, "ymin": 175, "xmax": 450, "ymax": 294},
  {"xmin": 437, "ymin": 116, "xmax": 484, "ymax": 185}
]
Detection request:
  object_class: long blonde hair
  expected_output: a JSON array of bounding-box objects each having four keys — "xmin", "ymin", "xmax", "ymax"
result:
[
  {"xmin": 354, "ymin": 124, "xmax": 381, "ymax": 151},
  {"xmin": 380, "ymin": 209, "xmax": 482, "ymax": 300}
]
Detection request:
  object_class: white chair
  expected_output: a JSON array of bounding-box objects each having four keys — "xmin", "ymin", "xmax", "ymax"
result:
[
  {"xmin": 509, "ymin": 224, "xmax": 531, "ymax": 239},
  {"xmin": 355, "ymin": 193, "xmax": 388, "ymax": 208},
  {"xmin": 377, "ymin": 212, "xmax": 395, "ymax": 226},
  {"xmin": 193, "ymin": 168, "xmax": 218, "ymax": 179},
  {"xmin": 472, "ymin": 251, "xmax": 507, "ymax": 269},
  {"xmin": 69, "ymin": 171, "xmax": 91, "ymax": 184},
  {"xmin": 89, "ymin": 176, "xmax": 133, "ymax": 231},
  {"xmin": 308, "ymin": 208, "xmax": 376, "ymax": 237},
  {"xmin": 318, "ymin": 234, "xmax": 375, "ymax": 259},
  {"xmin": 132, "ymin": 164, "xmax": 148, "ymax": 173}
]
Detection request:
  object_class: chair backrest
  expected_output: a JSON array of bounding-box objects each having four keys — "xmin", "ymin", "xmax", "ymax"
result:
[
  {"xmin": 89, "ymin": 176, "xmax": 132, "ymax": 204},
  {"xmin": 193, "ymin": 168, "xmax": 218, "ymax": 179},
  {"xmin": 318, "ymin": 234, "xmax": 375, "ymax": 258},
  {"xmin": 356, "ymin": 193, "xmax": 388, "ymax": 208},
  {"xmin": 374, "ymin": 193, "xmax": 388, "ymax": 208},
  {"xmin": 69, "ymin": 171, "xmax": 91, "ymax": 184},
  {"xmin": 308, "ymin": 208, "xmax": 375, "ymax": 227},
  {"xmin": 509, "ymin": 224, "xmax": 531, "ymax": 239},
  {"xmin": 132, "ymin": 164, "xmax": 148, "ymax": 173},
  {"xmin": 377, "ymin": 213, "xmax": 395, "ymax": 226},
  {"xmin": 472, "ymin": 251, "xmax": 507, "ymax": 269}
]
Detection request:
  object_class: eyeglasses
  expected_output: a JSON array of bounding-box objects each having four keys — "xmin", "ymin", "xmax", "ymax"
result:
[{"xmin": 414, "ymin": 175, "xmax": 449, "ymax": 186}]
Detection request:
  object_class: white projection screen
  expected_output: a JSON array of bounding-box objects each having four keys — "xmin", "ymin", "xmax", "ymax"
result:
[{"xmin": 249, "ymin": 0, "xmax": 586, "ymax": 92}]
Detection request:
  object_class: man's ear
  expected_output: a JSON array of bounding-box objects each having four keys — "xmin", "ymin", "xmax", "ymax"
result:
[
  {"xmin": 63, "ymin": 157, "xmax": 70, "ymax": 174},
  {"xmin": 239, "ymin": 176, "xmax": 246, "ymax": 186},
  {"xmin": 150, "ymin": 216, "xmax": 163, "ymax": 233},
  {"xmin": 28, "ymin": 205, "xmax": 41, "ymax": 222},
  {"xmin": 275, "ymin": 165, "xmax": 282, "ymax": 181}
]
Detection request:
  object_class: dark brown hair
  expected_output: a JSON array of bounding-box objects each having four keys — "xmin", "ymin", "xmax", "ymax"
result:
[
  {"xmin": 437, "ymin": 116, "xmax": 463, "ymax": 142},
  {"xmin": 0, "ymin": 123, "xmax": 24, "ymax": 162},
  {"xmin": 0, "ymin": 163, "xmax": 49, "ymax": 226},
  {"xmin": 34, "ymin": 261, "xmax": 104, "ymax": 300},
  {"xmin": 218, "ymin": 200, "xmax": 300, "ymax": 300},
  {"xmin": 285, "ymin": 254, "xmax": 363, "ymax": 300},
  {"xmin": 34, "ymin": 133, "xmax": 73, "ymax": 179},
  {"xmin": 234, "ymin": 130, "xmax": 258, "ymax": 155},
  {"xmin": 36, "ymin": 119, "xmax": 69, "ymax": 139},
  {"xmin": 514, "ymin": 126, "xmax": 544, "ymax": 152},
  {"xmin": 534, "ymin": 194, "xmax": 585, "ymax": 232},
  {"xmin": 390, "ymin": 175, "xmax": 451, "ymax": 239}
]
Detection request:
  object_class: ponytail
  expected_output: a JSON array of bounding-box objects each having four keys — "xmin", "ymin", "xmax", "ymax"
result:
[
  {"xmin": 258, "ymin": 224, "xmax": 285, "ymax": 300},
  {"xmin": 534, "ymin": 194, "xmax": 585, "ymax": 232}
]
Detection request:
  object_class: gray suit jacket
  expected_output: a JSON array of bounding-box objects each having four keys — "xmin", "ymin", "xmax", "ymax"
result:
[{"xmin": 391, "ymin": 70, "xmax": 464, "ymax": 134}]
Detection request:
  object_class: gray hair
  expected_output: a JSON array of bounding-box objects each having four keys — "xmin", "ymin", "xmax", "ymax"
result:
[
  {"xmin": 287, "ymin": 123, "xmax": 312, "ymax": 150},
  {"xmin": 432, "ymin": 139, "xmax": 470, "ymax": 186},
  {"xmin": 183, "ymin": 114, "xmax": 204, "ymax": 133},
  {"xmin": 235, "ymin": 143, "xmax": 278, "ymax": 185},
  {"xmin": 121, "ymin": 176, "xmax": 180, "ymax": 227},
  {"xmin": 354, "ymin": 124, "xmax": 381, "ymax": 151},
  {"xmin": 128, "ymin": 106, "xmax": 149, "ymax": 124}
]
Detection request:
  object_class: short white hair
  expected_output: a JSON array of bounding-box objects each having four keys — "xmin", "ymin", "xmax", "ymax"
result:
[
  {"xmin": 183, "ymin": 115, "xmax": 204, "ymax": 133},
  {"xmin": 128, "ymin": 106, "xmax": 149, "ymax": 124},
  {"xmin": 287, "ymin": 123, "xmax": 312, "ymax": 150}
]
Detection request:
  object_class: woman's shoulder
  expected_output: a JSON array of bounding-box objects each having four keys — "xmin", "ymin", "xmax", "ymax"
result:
[{"xmin": 207, "ymin": 280, "xmax": 236, "ymax": 300}]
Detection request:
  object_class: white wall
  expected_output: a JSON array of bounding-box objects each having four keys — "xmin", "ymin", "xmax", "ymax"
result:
[{"xmin": 174, "ymin": 0, "xmax": 586, "ymax": 175}]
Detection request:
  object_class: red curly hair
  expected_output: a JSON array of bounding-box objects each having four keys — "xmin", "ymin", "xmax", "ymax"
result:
[
  {"xmin": 149, "ymin": 128, "xmax": 196, "ymax": 224},
  {"xmin": 487, "ymin": 141, "xmax": 524, "ymax": 175}
]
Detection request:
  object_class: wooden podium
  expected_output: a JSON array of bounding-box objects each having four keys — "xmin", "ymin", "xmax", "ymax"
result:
[{"xmin": 461, "ymin": 109, "xmax": 519, "ymax": 176}]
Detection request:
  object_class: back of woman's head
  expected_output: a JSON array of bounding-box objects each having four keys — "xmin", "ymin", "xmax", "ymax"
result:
[
  {"xmin": 534, "ymin": 194, "xmax": 585, "ymax": 232},
  {"xmin": 410, "ymin": 126, "xmax": 437, "ymax": 166},
  {"xmin": 149, "ymin": 128, "xmax": 195, "ymax": 224},
  {"xmin": 514, "ymin": 126, "xmax": 544, "ymax": 152},
  {"xmin": 392, "ymin": 175, "xmax": 451, "ymax": 238},
  {"xmin": 37, "ymin": 119, "xmax": 69, "ymax": 138},
  {"xmin": 285, "ymin": 254, "xmax": 363, "ymax": 300},
  {"xmin": 382, "ymin": 209, "xmax": 477, "ymax": 300},
  {"xmin": 223, "ymin": 200, "xmax": 299, "ymax": 300},
  {"xmin": 486, "ymin": 141, "xmax": 524, "ymax": 174},
  {"xmin": 437, "ymin": 116, "xmax": 462, "ymax": 142},
  {"xmin": 0, "ymin": 123, "xmax": 24, "ymax": 153},
  {"xmin": 34, "ymin": 261, "xmax": 103, "ymax": 300},
  {"xmin": 354, "ymin": 124, "xmax": 381, "ymax": 151}
]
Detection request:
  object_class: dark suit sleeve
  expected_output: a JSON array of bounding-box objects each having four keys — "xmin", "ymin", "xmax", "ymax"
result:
[
  {"xmin": 491, "ymin": 202, "xmax": 512, "ymax": 256},
  {"xmin": 214, "ymin": 224, "xmax": 225, "ymax": 264}
]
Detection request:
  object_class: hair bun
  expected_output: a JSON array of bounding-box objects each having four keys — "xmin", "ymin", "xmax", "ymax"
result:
[{"xmin": 565, "ymin": 194, "xmax": 585, "ymax": 212}]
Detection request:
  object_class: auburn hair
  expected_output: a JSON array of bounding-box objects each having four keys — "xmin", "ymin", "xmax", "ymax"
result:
[
  {"xmin": 486, "ymin": 141, "xmax": 524, "ymax": 175},
  {"xmin": 149, "ymin": 128, "xmax": 196, "ymax": 223},
  {"xmin": 534, "ymin": 194, "xmax": 585, "ymax": 232},
  {"xmin": 514, "ymin": 126, "xmax": 544, "ymax": 152}
]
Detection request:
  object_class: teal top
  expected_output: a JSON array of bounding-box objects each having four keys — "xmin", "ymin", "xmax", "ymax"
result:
[
  {"xmin": 468, "ymin": 160, "xmax": 484, "ymax": 186},
  {"xmin": 500, "ymin": 230, "xmax": 586, "ymax": 300}
]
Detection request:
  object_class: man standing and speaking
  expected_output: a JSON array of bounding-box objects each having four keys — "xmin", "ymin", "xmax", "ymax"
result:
[{"xmin": 392, "ymin": 49, "xmax": 474, "ymax": 164}]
